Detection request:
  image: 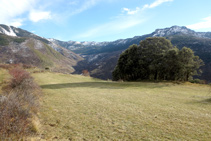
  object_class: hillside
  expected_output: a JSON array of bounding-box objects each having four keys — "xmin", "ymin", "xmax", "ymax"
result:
[
  {"xmin": 0, "ymin": 24, "xmax": 83, "ymax": 73},
  {"xmin": 31, "ymin": 72, "xmax": 211, "ymax": 140},
  {"xmin": 0, "ymin": 34, "xmax": 79, "ymax": 73}
]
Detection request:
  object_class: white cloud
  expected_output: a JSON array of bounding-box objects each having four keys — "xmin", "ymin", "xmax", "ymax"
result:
[
  {"xmin": 122, "ymin": 7, "xmax": 140, "ymax": 15},
  {"xmin": 29, "ymin": 10, "xmax": 52, "ymax": 22},
  {"xmin": 10, "ymin": 19, "xmax": 24, "ymax": 27},
  {"xmin": 68, "ymin": 1, "xmax": 78, "ymax": 6},
  {"xmin": 143, "ymin": 0, "xmax": 173, "ymax": 9},
  {"xmin": 0, "ymin": 0, "xmax": 52, "ymax": 26},
  {"xmin": 76, "ymin": 15, "xmax": 145, "ymax": 39},
  {"xmin": 122, "ymin": 0, "xmax": 174, "ymax": 16},
  {"xmin": 69, "ymin": 0, "xmax": 99, "ymax": 16},
  {"xmin": 187, "ymin": 16, "xmax": 211, "ymax": 30},
  {"xmin": 0, "ymin": 0, "xmax": 36, "ymax": 27},
  {"xmin": 68, "ymin": 0, "xmax": 118, "ymax": 16},
  {"xmin": 77, "ymin": 0, "xmax": 173, "ymax": 40}
]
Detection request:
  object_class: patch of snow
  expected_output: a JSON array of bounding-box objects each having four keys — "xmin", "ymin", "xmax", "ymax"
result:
[
  {"xmin": 81, "ymin": 41, "xmax": 96, "ymax": 46},
  {"xmin": 47, "ymin": 38, "xmax": 56, "ymax": 42},
  {"xmin": 0, "ymin": 26, "xmax": 17, "ymax": 36},
  {"xmin": 14, "ymin": 29, "xmax": 19, "ymax": 33},
  {"xmin": 9, "ymin": 59, "xmax": 13, "ymax": 64},
  {"xmin": 34, "ymin": 40, "xmax": 44, "ymax": 49},
  {"xmin": 153, "ymin": 26, "xmax": 195, "ymax": 37},
  {"xmin": 67, "ymin": 40, "xmax": 76, "ymax": 44},
  {"xmin": 81, "ymin": 55, "xmax": 87, "ymax": 58},
  {"xmin": 48, "ymin": 42, "xmax": 59, "ymax": 50},
  {"xmin": 11, "ymin": 46, "xmax": 20, "ymax": 53},
  {"xmin": 88, "ymin": 54, "xmax": 100, "ymax": 63},
  {"xmin": 74, "ymin": 41, "xmax": 81, "ymax": 45},
  {"xmin": 117, "ymin": 39, "xmax": 127, "ymax": 44}
]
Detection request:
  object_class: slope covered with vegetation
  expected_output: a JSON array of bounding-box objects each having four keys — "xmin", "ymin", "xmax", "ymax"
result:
[
  {"xmin": 31, "ymin": 72, "xmax": 211, "ymax": 140},
  {"xmin": 0, "ymin": 34, "xmax": 79, "ymax": 73}
]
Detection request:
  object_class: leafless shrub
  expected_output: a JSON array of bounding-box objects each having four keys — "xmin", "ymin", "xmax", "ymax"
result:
[
  {"xmin": 0, "ymin": 63, "xmax": 34, "ymax": 70},
  {"xmin": 0, "ymin": 64, "xmax": 10, "ymax": 69},
  {"xmin": 0, "ymin": 93, "xmax": 31, "ymax": 140},
  {"xmin": 22, "ymin": 64, "xmax": 34, "ymax": 69},
  {"xmin": 0, "ymin": 67, "xmax": 42, "ymax": 139}
]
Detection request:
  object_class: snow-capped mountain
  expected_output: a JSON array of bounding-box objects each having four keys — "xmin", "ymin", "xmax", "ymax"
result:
[
  {"xmin": 0, "ymin": 24, "xmax": 17, "ymax": 36},
  {"xmin": 0, "ymin": 24, "xmax": 40, "ymax": 38},
  {"xmin": 151, "ymin": 26, "xmax": 211, "ymax": 38},
  {"xmin": 52, "ymin": 26, "xmax": 211, "ymax": 56},
  {"xmin": 152, "ymin": 26, "xmax": 195, "ymax": 37}
]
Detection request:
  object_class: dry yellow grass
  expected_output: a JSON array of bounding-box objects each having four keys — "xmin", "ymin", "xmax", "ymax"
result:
[
  {"xmin": 31, "ymin": 72, "xmax": 211, "ymax": 140},
  {"xmin": 0, "ymin": 68, "xmax": 9, "ymax": 93}
]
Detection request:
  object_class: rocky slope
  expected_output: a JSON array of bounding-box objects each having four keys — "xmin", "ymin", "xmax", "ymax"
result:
[{"xmin": 0, "ymin": 24, "xmax": 83, "ymax": 73}]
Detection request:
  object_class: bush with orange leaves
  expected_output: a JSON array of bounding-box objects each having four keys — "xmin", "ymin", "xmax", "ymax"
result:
[{"xmin": 82, "ymin": 70, "xmax": 90, "ymax": 77}]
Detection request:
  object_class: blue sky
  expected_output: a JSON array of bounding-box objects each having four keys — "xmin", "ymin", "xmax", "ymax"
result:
[{"xmin": 0, "ymin": 0, "xmax": 211, "ymax": 42}]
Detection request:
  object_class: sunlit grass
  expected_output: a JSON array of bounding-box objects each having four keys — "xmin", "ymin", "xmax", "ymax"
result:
[
  {"xmin": 0, "ymin": 68, "xmax": 9, "ymax": 93},
  {"xmin": 32, "ymin": 72, "xmax": 211, "ymax": 140}
]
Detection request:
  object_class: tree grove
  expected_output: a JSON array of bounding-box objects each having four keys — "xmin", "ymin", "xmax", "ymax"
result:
[{"xmin": 112, "ymin": 37, "xmax": 204, "ymax": 81}]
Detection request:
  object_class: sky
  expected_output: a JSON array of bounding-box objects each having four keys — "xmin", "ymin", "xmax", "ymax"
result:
[{"xmin": 0, "ymin": 0, "xmax": 211, "ymax": 42}]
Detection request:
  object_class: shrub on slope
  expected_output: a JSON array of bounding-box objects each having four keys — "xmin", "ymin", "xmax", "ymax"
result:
[{"xmin": 0, "ymin": 66, "xmax": 41, "ymax": 140}]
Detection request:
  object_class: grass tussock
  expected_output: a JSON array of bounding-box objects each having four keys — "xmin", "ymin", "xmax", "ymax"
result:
[{"xmin": 0, "ymin": 65, "xmax": 42, "ymax": 140}]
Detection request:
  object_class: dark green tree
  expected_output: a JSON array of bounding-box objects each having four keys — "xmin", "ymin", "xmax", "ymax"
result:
[
  {"xmin": 139, "ymin": 37, "xmax": 174, "ymax": 80},
  {"xmin": 112, "ymin": 37, "xmax": 204, "ymax": 81},
  {"xmin": 178, "ymin": 47, "xmax": 204, "ymax": 81},
  {"xmin": 163, "ymin": 48, "xmax": 180, "ymax": 80},
  {"xmin": 113, "ymin": 44, "xmax": 139, "ymax": 81}
]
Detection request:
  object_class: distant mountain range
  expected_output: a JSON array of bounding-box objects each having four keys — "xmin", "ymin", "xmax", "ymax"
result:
[
  {"xmin": 50, "ymin": 26, "xmax": 211, "ymax": 55},
  {"xmin": 1, "ymin": 24, "xmax": 211, "ymax": 81},
  {"xmin": 49, "ymin": 26, "xmax": 211, "ymax": 81}
]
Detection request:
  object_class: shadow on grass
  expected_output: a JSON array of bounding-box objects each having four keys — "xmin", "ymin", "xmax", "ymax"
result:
[
  {"xmin": 189, "ymin": 97, "xmax": 211, "ymax": 105},
  {"xmin": 200, "ymin": 98, "xmax": 211, "ymax": 104},
  {"xmin": 41, "ymin": 82, "xmax": 168, "ymax": 90}
]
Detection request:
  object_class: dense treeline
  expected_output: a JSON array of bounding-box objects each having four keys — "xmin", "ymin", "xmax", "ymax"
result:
[{"xmin": 112, "ymin": 37, "xmax": 204, "ymax": 81}]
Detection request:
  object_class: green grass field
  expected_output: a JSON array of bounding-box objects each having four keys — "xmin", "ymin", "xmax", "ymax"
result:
[{"xmin": 31, "ymin": 72, "xmax": 211, "ymax": 140}]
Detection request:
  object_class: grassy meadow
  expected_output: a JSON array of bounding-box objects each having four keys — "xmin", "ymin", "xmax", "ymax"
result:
[{"xmin": 30, "ymin": 72, "xmax": 211, "ymax": 140}]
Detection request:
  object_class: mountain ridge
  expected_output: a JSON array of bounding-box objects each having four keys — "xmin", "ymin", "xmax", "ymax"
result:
[
  {"xmin": 50, "ymin": 26, "xmax": 211, "ymax": 56},
  {"xmin": 1, "ymin": 24, "xmax": 211, "ymax": 81}
]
